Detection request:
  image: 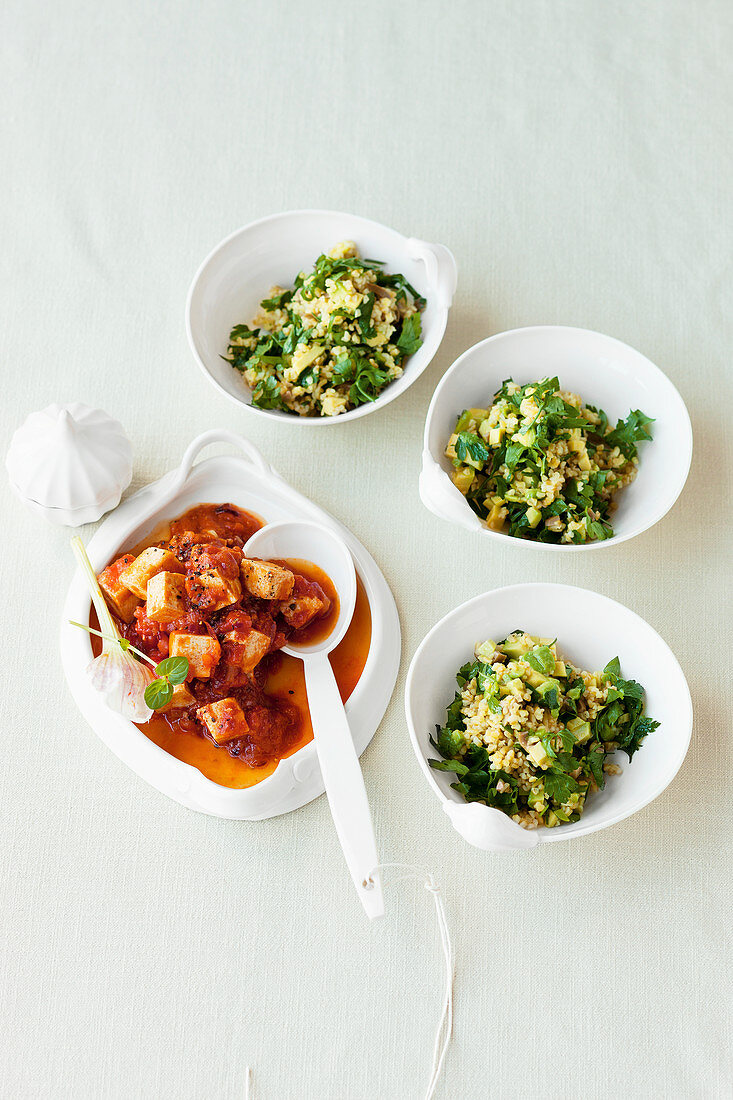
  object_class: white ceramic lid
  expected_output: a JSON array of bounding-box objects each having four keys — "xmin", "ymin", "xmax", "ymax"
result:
[{"xmin": 6, "ymin": 403, "xmax": 133, "ymax": 510}]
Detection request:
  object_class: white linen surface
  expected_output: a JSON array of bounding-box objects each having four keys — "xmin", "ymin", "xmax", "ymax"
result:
[{"xmin": 1, "ymin": 1, "xmax": 731, "ymax": 1097}]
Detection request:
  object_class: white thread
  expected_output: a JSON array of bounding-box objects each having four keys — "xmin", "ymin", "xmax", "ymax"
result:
[{"xmin": 368, "ymin": 863, "xmax": 454, "ymax": 1100}]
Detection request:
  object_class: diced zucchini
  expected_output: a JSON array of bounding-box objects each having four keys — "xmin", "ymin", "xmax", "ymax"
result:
[
  {"xmin": 455, "ymin": 408, "xmax": 488, "ymax": 432},
  {"xmin": 526, "ymin": 739, "xmax": 550, "ymax": 767},
  {"xmin": 452, "ymin": 466, "xmax": 475, "ymax": 493},
  {"xmin": 500, "ymin": 636, "xmax": 531, "ymax": 659},
  {"xmin": 486, "ymin": 502, "xmax": 506, "ymax": 530},
  {"xmin": 566, "ymin": 717, "xmax": 591, "ymax": 744},
  {"xmin": 474, "ymin": 639, "xmax": 497, "ymax": 662},
  {"xmin": 526, "ymin": 668, "xmax": 549, "ymax": 689}
]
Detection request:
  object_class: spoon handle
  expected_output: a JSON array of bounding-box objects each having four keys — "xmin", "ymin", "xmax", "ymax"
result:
[{"xmin": 303, "ymin": 653, "xmax": 384, "ymax": 920}]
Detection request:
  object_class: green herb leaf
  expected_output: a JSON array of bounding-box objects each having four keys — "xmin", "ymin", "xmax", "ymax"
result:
[
  {"xmin": 527, "ymin": 645, "xmax": 555, "ymax": 675},
  {"xmin": 260, "ymin": 289, "xmax": 293, "ymax": 311},
  {"xmin": 455, "ymin": 432, "xmax": 489, "ymax": 464},
  {"xmin": 357, "ymin": 292, "xmax": 375, "ymax": 339},
  {"xmin": 144, "ymin": 678, "xmax": 173, "ymax": 710},
  {"xmin": 396, "ymin": 312, "xmax": 423, "ymax": 356},
  {"xmin": 604, "ymin": 409, "xmax": 655, "ymax": 458},
  {"xmin": 603, "ymin": 657, "xmax": 621, "ymax": 679},
  {"xmin": 155, "ymin": 656, "xmax": 189, "ymax": 686},
  {"xmin": 544, "ymin": 770, "xmax": 580, "ymax": 805},
  {"xmin": 252, "ymin": 374, "xmax": 286, "ymax": 410},
  {"xmin": 428, "ymin": 757, "xmax": 470, "ymax": 777}
]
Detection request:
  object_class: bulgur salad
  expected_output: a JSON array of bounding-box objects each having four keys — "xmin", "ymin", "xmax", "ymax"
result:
[
  {"xmin": 225, "ymin": 241, "xmax": 425, "ymax": 417},
  {"xmin": 428, "ymin": 632, "xmax": 659, "ymax": 829},
  {"xmin": 445, "ymin": 377, "xmax": 654, "ymax": 543}
]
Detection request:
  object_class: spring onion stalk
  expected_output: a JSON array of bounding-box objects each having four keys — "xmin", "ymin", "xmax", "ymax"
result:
[{"xmin": 70, "ymin": 537, "xmax": 155, "ymax": 722}]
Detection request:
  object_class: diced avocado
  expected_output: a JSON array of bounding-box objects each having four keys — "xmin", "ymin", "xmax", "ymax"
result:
[
  {"xmin": 455, "ymin": 408, "xmax": 488, "ymax": 432},
  {"xmin": 500, "ymin": 635, "xmax": 531, "ymax": 660},
  {"xmin": 474, "ymin": 639, "xmax": 497, "ymax": 662},
  {"xmin": 578, "ymin": 451, "xmax": 592, "ymax": 471},
  {"xmin": 486, "ymin": 502, "xmax": 506, "ymax": 530},
  {"xmin": 546, "ymin": 810, "xmax": 561, "ymax": 828},
  {"xmin": 536, "ymin": 677, "xmax": 561, "ymax": 701},
  {"xmin": 526, "ymin": 505, "xmax": 542, "ymax": 529},
  {"xmin": 515, "ymin": 428, "xmax": 536, "ymax": 447},
  {"xmin": 527, "ymin": 785, "xmax": 547, "ymax": 813},
  {"xmin": 526, "ymin": 668, "xmax": 550, "ymax": 690},
  {"xmin": 452, "ymin": 466, "xmax": 475, "ymax": 493},
  {"xmin": 462, "ymin": 450, "xmax": 484, "ymax": 471},
  {"xmin": 566, "ymin": 717, "xmax": 591, "ymax": 744},
  {"xmin": 488, "ymin": 426, "xmax": 504, "ymax": 447},
  {"xmin": 553, "ymin": 660, "xmax": 567, "ymax": 677},
  {"xmin": 526, "ymin": 739, "xmax": 550, "ymax": 767},
  {"xmin": 477, "ymin": 418, "xmax": 493, "ymax": 442}
]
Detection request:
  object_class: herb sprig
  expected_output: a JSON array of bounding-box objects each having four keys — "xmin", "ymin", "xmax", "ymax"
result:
[{"xmin": 70, "ymin": 621, "xmax": 189, "ymax": 712}]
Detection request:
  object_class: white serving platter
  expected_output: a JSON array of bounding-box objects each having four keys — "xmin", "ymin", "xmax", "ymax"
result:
[{"xmin": 60, "ymin": 429, "xmax": 401, "ymax": 820}]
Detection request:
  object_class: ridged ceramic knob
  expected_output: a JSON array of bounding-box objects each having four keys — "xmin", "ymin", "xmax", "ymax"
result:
[{"xmin": 5, "ymin": 403, "xmax": 133, "ymax": 526}]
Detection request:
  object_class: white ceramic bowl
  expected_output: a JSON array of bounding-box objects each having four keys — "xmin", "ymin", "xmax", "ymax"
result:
[
  {"xmin": 420, "ymin": 326, "xmax": 693, "ymax": 550},
  {"xmin": 405, "ymin": 583, "xmax": 692, "ymax": 850},
  {"xmin": 186, "ymin": 209, "xmax": 457, "ymax": 425}
]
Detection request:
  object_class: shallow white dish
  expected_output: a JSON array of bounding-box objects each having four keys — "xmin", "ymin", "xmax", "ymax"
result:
[
  {"xmin": 60, "ymin": 429, "xmax": 401, "ymax": 820},
  {"xmin": 186, "ymin": 209, "xmax": 457, "ymax": 425},
  {"xmin": 420, "ymin": 325, "xmax": 693, "ymax": 550},
  {"xmin": 405, "ymin": 583, "xmax": 692, "ymax": 850}
]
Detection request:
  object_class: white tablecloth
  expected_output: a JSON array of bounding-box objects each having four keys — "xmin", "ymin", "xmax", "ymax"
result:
[{"xmin": 2, "ymin": 2, "xmax": 731, "ymax": 1097}]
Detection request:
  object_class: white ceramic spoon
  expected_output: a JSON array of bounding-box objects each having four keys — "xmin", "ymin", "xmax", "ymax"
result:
[{"xmin": 244, "ymin": 521, "xmax": 384, "ymax": 920}]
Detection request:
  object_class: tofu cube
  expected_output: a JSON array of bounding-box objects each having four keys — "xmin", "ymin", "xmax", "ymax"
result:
[
  {"xmin": 97, "ymin": 554, "xmax": 140, "ymax": 622},
  {"xmin": 186, "ymin": 565, "xmax": 242, "ymax": 613},
  {"xmin": 169, "ymin": 632, "xmax": 221, "ymax": 679},
  {"xmin": 146, "ymin": 571, "xmax": 187, "ymax": 624},
  {"xmin": 224, "ymin": 628, "xmax": 271, "ymax": 674},
  {"xmin": 197, "ymin": 697, "xmax": 249, "ymax": 745},
  {"xmin": 240, "ymin": 559, "xmax": 294, "ymax": 601},
  {"xmin": 119, "ymin": 547, "xmax": 184, "ymax": 599},
  {"xmin": 159, "ymin": 682, "xmax": 195, "ymax": 712},
  {"xmin": 280, "ymin": 593, "xmax": 328, "ymax": 630}
]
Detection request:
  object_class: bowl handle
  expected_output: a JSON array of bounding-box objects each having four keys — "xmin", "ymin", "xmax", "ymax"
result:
[
  {"xmin": 405, "ymin": 238, "xmax": 458, "ymax": 309},
  {"xmin": 444, "ymin": 802, "xmax": 540, "ymax": 851},
  {"xmin": 419, "ymin": 449, "xmax": 483, "ymax": 532},
  {"xmin": 175, "ymin": 429, "xmax": 273, "ymax": 488}
]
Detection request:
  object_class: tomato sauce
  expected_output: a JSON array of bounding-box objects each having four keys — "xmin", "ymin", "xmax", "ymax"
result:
[{"xmin": 98, "ymin": 503, "xmax": 372, "ymax": 790}]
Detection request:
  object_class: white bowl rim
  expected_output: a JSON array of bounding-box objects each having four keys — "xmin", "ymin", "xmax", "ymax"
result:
[
  {"xmin": 421, "ymin": 324, "xmax": 694, "ymax": 551},
  {"xmin": 185, "ymin": 208, "xmax": 457, "ymax": 426},
  {"xmin": 404, "ymin": 581, "xmax": 693, "ymax": 844}
]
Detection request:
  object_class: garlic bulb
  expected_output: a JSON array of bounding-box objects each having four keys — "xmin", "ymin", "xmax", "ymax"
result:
[
  {"xmin": 6, "ymin": 403, "xmax": 132, "ymax": 526},
  {"xmin": 70, "ymin": 537, "xmax": 154, "ymax": 722}
]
